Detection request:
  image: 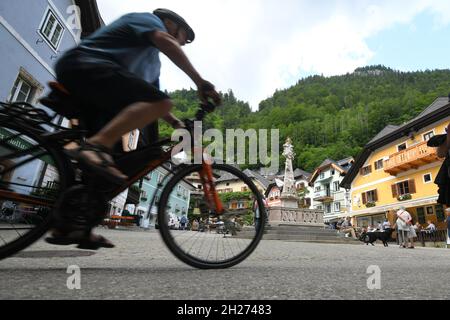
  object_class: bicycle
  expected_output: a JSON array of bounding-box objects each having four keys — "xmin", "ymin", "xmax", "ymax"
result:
[{"xmin": 0, "ymin": 82, "xmax": 266, "ymax": 269}]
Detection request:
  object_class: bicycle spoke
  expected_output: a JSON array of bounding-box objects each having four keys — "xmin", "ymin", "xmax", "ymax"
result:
[
  {"xmin": 158, "ymin": 164, "xmax": 266, "ymax": 268},
  {"xmin": 0, "ymin": 120, "xmax": 65, "ymax": 259}
]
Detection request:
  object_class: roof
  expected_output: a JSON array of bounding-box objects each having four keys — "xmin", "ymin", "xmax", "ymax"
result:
[
  {"xmin": 337, "ymin": 157, "xmax": 354, "ymax": 166},
  {"xmin": 216, "ymin": 169, "xmax": 271, "ymax": 189},
  {"xmin": 368, "ymin": 125, "xmax": 400, "ymax": 144},
  {"xmin": 341, "ymin": 97, "xmax": 450, "ymax": 189},
  {"xmin": 243, "ymin": 169, "xmax": 272, "ymax": 189},
  {"xmin": 310, "ymin": 157, "xmax": 354, "ymax": 184},
  {"xmin": 294, "ymin": 168, "xmax": 312, "ymax": 179}
]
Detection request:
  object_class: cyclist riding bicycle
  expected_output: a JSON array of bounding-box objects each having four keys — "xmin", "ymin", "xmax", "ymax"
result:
[{"xmin": 45, "ymin": 8, "xmax": 222, "ymax": 249}]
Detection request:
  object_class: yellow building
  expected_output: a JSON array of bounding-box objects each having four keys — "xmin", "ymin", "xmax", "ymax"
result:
[
  {"xmin": 341, "ymin": 97, "xmax": 450, "ymax": 230},
  {"xmin": 215, "ymin": 169, "xmax": 269, "ymax": 195}
]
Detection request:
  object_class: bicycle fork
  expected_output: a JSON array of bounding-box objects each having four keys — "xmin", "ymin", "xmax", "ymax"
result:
[{"xmin": 199, "ymin": 155, "xmax": 224, "ymax": 215}]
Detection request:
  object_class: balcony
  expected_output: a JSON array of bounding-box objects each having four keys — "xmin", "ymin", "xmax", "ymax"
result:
[
  {"xmin": 313, "ymin": 190, "xmax": 333, "ymax": 203},
  {"xmin": 384, "ymin": 141, "xmax": 440, "ymax": 176}
]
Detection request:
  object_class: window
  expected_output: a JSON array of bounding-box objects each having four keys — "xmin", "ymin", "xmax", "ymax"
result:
[
  {"xmin": 424, "ymin": 174, "xmax": 432, "ymax": 184},
  {"xmin": 157, "ymin": 174, "xmax": 164, "ymax": 185},
  {"xmin": 40, "ymin": 9, "xmax": 64, "ymax": 50},
  {"xmin": 374, "ymin": 159, "xmax": 384, "ymax": 171},
  {"xmin": 360, "ymin": 165, "xmax": 372, "ymax": 176},
  {"xmin": 362, "ymin": 190, "xmax": 378, "ymax": 204},
  {"xmin": 333, "ymin": 181, "xmax": 340, "ymax": 192},
  {"xmin": 9, "ymin": 76, "xmax": 35, "ymax": 103},
  {"xmin": 423, "ymin": 131, "xmax": 434, "ymax": 142},
  {"xmin": 397, "ymin": 181, "xmax": 410, "ymax": 196},
  {"xmin": 241, "ymin": 187, "xmax": 249, "ymax": 192},
  {"xmin": 417, "ymin": 207, "xmax": 426, "ymax": 224},
  {"xmin": 392, "ymin": 180, "xmax": 416, "ymax": 197},
  {"xmin": 436, "ymin": 205, "xmax": 445, "ymax": 222},
  {"xmin": 320, "ymin": 172, "xmax": 325, "ymax": 179},
  {"xmin": 315, "ymin": 186, "xmax": 321, "ymax": 192},
  {"xmin": 334, "ymin": 202, "xmax": 341, "ymax": 212},
  {"xmin": 397, "ymin": 143, "xmax": 407, "ymax": 152},
  {"xmin": 325, "ymin": 204, "xmax": 332, "ymax": 214}
]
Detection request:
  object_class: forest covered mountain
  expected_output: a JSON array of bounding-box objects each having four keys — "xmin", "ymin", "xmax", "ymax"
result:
[{"xmin": 164, "ymin": 65, "xmax": 450, "ymax": 172}]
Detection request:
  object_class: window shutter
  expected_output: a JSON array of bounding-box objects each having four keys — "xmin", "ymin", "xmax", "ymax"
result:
[
  {"xmin": 359, "ymin": 168, "xmax": 363, "ymax": 175},
  {"xmin": 362, "ymin": 193, "xmax": 367, "ymax": 205},
  {"xmin": 374, "ymin": 190, "xmax": 379, "ymax": 202},
  {"xmin": 391, "ymin": 184, "xmax": 398, "ymax": 198},
  {"xmin": 409, "ymin": 179, "xmax": 416, "ymax": 194},
  {"xmin": 368, "ymin": 165, "xmax": 372, "ymax": 173}
]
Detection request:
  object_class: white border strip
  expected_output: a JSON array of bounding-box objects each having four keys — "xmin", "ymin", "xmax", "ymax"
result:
[
  {"xmin": 0, "ymin": 15, "xmax": 56, "ymax": 77},
  {"xmin": 351, "ymin": 195, "xmax": 439, "ymax": 216}
]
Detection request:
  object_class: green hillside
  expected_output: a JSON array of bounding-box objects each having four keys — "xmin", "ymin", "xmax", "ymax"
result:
[{"xmin": 165, "ymin": 66, "xmax": 450, "ymax": 172}]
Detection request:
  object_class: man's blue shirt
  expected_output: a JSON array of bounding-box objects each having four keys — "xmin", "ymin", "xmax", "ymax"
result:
[{"xmin": 78, "ymin": 12, "xmax": 167, "ymax": 84}]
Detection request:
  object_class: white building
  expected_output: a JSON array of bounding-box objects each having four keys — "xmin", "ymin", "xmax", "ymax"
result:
[{"xmin": 309, "ymin": 157, "xmax": 354, "ymax": 222}]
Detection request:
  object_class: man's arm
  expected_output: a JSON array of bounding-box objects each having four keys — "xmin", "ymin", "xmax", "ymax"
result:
[
  {"xmin": 163, "ymin": 113, "xmax": 184, "ymax": 129},
  {"xmin": 149, "ymin": 31, "xmax": 221, "ymax": 105}
]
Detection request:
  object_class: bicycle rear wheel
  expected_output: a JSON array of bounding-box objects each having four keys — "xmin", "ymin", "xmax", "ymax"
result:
[
  {"xmin": 158, "ymin": 164, "xmax": 266, "ymax": 269},
  {"xmin": 0, "ymin": 121, "xmax": 69, "ymax": 259}
]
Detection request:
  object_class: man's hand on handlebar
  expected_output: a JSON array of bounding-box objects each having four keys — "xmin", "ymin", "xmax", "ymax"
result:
[
  {"xmin": 197, "ymin": 80, "xmax": 222, "ymax": 106},
  {"xmin": 164, "ymin": 113, "xmax": 186, "ymax": 129}
]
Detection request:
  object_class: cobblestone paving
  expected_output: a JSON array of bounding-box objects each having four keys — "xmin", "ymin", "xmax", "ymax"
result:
[{"xmin": 1, "ymin": 228, "xmax": 450, "ymax": 300}]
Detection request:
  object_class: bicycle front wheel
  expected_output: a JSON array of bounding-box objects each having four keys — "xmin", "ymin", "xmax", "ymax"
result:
[
  {"xmin": 0, "ymin": 121, "xmax": 69, "ymax": 259},
  {"xmin": 158, "ymin": 164, "xmax": 266, "ymax": 269}
]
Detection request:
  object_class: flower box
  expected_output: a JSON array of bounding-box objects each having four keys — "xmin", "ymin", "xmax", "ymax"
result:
[
  {"xmin": 397, "ymin": 194, "xmax": 412, "ymax": 202},
  {"xmin": 366, "ymin": 202, "xmax": 376, "ymax": 208}
]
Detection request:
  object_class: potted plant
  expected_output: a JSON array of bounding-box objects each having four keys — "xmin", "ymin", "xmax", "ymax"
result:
[
  {"xmin": 397, "ymin": 194, "xmax": 412, "ymax": 201},
  {"xmin": 366, "ymin": 201, "xmax": 376, "ymax": 208}
]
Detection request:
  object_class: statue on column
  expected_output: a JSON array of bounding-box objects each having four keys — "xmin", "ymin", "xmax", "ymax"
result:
[{"xmin": 280, "ymin": 137, "xmax": 299, "ymax": 208}]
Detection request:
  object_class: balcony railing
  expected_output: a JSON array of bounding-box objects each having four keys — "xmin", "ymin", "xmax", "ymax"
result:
[
  {"xmin": 384, "ymin": 141, "xmax": 440, "ymax": 176},
  {"xmin": 313, "ymin": 190, "xmax": 333, "ymax": 202}
]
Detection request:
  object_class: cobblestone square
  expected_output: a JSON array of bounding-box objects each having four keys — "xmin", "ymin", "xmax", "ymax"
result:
[{"xmin": 1, "ymin": 228, "xmax": 450, "ymax": 300}]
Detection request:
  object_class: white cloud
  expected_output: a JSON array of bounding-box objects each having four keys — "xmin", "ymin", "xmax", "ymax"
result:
[{"xmin": 96, "ymin": 0, "xmax": 450, "ymax": 110}]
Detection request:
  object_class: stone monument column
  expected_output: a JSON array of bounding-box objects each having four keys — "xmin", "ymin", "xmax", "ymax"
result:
[{"xmin": 280, "ymin": 138, "xmax": 299, "ymax": 209}]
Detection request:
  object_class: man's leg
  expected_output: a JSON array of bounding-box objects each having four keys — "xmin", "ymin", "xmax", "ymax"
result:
[
  {"xmin": 79, "ymin": 100, "xmax": 173, "ymax": 178},
  {"xmin": 89, "ymin": 100, "xmax": 172, "ymax": 149}
]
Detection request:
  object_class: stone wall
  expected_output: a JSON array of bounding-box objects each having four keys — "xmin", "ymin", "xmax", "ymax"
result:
[{"xmin": 268, "ymin": 207, "xmax": 324, "ymax": 226}]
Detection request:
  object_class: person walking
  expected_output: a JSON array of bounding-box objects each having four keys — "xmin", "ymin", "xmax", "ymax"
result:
[
  {"xmin": 408, "ymin": 219, "xmax": 418, "ymax": 249},
  {"xmin": 396, "ymin": 206, "xmax": 412, "ymax": 248}
]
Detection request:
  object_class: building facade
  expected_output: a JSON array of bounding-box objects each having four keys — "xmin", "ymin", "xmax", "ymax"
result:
[
  {"xmin": 265, "ymin": 169, "xmax": 314, "ymax": 209},
  {"xmin": 215, "ymin": 169, "xmax": 270, "ymax": 195},
  {"xmin": 310, "ymin": 158, "xmax": 354, "ymax": 222},
  {"xmin": 136, "ymin": 164, "xmax": 193, "ymax": 227},
  {"xmin": 0, "ymin": 0, "xmax": 101, "ymax": 194},
  {"xmin": 341, "ymin": 97, "xmax": 450, "ymax": 229}
]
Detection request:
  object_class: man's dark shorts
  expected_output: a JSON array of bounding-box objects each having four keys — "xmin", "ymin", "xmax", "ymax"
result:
[{"xmin": 55, "ymin": 49, "xmax": 169, "ymax": 138}]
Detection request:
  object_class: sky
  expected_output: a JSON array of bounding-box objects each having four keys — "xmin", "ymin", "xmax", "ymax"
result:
[{"xmin": 96, "ymin": 0, "xmax": 450, "ymax": 110}]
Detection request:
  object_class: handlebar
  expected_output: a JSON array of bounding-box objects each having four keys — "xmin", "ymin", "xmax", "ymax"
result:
[{"xmin": 182, "ymin": 101, "xmax": 218, "ymax": 132}]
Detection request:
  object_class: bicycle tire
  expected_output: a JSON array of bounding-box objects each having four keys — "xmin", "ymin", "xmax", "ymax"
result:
[
  {"xmin": 158, "ymin": 164, "xmax": 266, "ymax": 269},
  {"xmin": 0, "ymin": 121, "xmax": 70, "ymax": 260}
]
